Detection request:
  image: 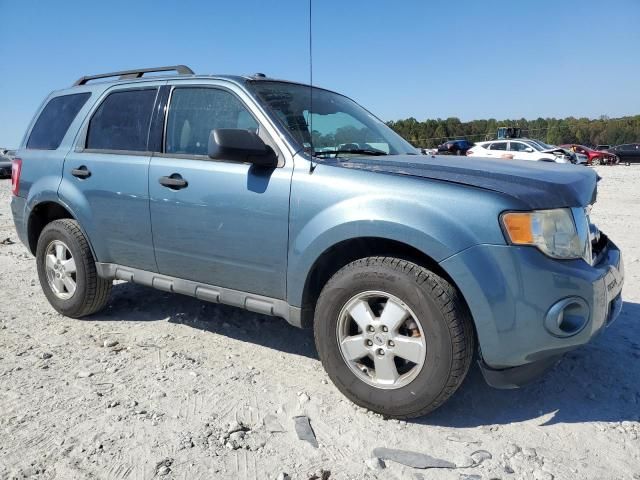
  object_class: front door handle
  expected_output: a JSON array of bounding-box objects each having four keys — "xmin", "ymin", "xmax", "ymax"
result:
[
  {"xmin": 71, "ymin": 166, "xmax": 91, "ymax": 179},
  {"xmin": 159, "ymin": 174, "xmax": 188, "ymax": 190}
]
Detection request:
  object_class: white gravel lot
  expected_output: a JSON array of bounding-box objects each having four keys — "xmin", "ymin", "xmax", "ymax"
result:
[{"xmin": 0, "ymin": 166, "xmax": 639, "ymax": 480}]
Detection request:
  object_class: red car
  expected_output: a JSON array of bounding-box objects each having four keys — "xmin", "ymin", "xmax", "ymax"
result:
[{"xmin": 559, "ymin": 144, "xmax": 618, "ymax": 165}]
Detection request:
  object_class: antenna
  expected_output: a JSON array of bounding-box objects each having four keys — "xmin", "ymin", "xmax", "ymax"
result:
[{"xmin": 308, "ymin": 0, "xmax": 316, "ymax": 172}]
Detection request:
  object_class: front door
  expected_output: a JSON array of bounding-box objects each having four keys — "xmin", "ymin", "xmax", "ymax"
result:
[{"xmin": 148, "ymin": 84, "xmax": 292, "ymax": 299}]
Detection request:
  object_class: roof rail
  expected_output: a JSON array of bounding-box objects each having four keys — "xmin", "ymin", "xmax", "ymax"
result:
[{"xmin": 73, "ymin": 65, "xmax": 194, "ymax": 86}]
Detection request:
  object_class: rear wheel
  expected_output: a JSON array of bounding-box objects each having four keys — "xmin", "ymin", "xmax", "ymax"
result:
[
  {"xmin": 36, "ymin": 219, "xmax": 112, "ymax": 318},
  {"xmin": 591, "ymin": 157, "xmax": 601, "ymax": 166},
  {"xmin": 314, "ymin": 257, "xmax": 474, "ymax": 418}
]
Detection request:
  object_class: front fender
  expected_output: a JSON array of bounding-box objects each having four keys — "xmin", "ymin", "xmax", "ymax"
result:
[{"xmin": 287, "ymin": 191, "xmax": 502, "ymax": 306}]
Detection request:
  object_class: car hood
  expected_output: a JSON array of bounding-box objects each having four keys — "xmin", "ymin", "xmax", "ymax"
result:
[{"xmin": 321, "ymin": 154, "xmax": 598, "ymax": 209}]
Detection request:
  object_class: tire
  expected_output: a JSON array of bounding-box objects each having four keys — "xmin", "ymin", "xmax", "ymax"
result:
[
  {"xmin": 36, "ymin": 219, "xmax": 112, "ymax": 318},
  {"xmin": 591, "ymin": 157, "xmax": 601, "ymax": 166},
  {"xmin": 313, "ymin": 257, "xmax": 474, "ymax": 418}
]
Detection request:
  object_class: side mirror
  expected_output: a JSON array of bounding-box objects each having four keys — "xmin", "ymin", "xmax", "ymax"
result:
[
  {"xmin": 525, "ymin": 147, "xmax": 534, "ymax": 152},
  {"xmin": 208, "ymin": 128, "xmax": 278, "ymax": 168}
]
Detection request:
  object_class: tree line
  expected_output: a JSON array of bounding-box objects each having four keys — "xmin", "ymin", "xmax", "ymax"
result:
[{"xmin": 386, "ymin": 115, "xmax": 640, "ymax": 149}]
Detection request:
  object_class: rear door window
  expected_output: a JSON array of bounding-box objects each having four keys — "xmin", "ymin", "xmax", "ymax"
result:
[
  {"xmin": 27, "ymin": 93, "xmax": 91, "ymax": 150},
  {"xmin": 165, "ymin": 87, "xmax": 259, "ymax": 156},
  {"xmin": 86, "ymin": 89, "xmax": 157, "ymax": 152}
]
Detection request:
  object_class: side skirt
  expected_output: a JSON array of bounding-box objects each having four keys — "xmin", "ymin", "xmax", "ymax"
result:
[{"xmin": 95, "ymin": 263, "xmax": 302, "ymax": 328}]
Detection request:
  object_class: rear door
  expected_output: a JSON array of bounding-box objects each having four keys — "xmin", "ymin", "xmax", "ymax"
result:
[
  {"xmin": 148, "ymin": 82, "xmax": 292, "ymax": 299},
  {"xmin": 59, "ymin": 84, "xmax": 163, "ymax": 271}
]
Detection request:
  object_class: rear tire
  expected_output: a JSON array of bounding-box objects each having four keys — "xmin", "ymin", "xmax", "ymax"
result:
[
  {"xmin": 36, "ymin": 219, "xmax": 112, "ymax": 318},
  {"xmin": 313, "ymin": 257, "xmax": 474, "ymax": 418}
]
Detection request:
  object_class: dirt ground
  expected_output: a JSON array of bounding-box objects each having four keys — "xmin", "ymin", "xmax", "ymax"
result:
[{"xmin": 1, "ymin": 166, "xmax": 639, "ymax": 480}]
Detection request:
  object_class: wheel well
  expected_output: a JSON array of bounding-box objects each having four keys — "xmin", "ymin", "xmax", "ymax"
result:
[
  {"xmin": 27, "ymin": 202, "xmax": 74, "ymax": 254},
  {"xmin": 300, "ymin": 237, "xmax": 468, "ymax": 329}
]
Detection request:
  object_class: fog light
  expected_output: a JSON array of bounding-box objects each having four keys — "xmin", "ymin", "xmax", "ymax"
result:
[{"xmin": 544, "ymin": 297, "xmax": 589, "ymax": 337}]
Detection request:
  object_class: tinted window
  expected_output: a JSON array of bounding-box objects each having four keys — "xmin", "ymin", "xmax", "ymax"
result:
[
  {"xmin": 489, "ymin": 142, "xmax": 507, "ymax": 151},
  {"xmin": 509, "ymin": 142, "xmax": 530, "ymax": 152},
  {"xmin": 165, "ymin": 87, "xmax": 259, "ymax": 156},
  {"xmin": 86, "ymin": 89, "xmax": 157, "ymax": 151},
  {"xmin": 27, "ymin": 93, "xmax": 91, "ymax": 150}
]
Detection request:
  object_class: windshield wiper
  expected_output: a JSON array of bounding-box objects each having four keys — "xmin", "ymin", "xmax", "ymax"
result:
[{"xmin": 313, "ymin": 148, "xmax": 388, "ymax": 157}]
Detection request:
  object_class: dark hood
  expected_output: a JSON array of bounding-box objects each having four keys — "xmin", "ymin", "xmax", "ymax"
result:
[{"xmin": 321, "ymin": 154, "xmax": 598, "ymax": 209}]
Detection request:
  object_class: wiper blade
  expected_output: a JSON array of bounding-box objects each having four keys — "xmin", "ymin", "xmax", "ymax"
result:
[{"xmin": 313, "ymin": 148, "xmax": 388, "ymax": 157}]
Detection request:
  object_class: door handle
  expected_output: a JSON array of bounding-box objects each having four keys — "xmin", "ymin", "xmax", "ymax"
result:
[
  {"xmin": 71, "ymin": 166, "xmax": 91, "ymax": 179},
  {"xmin": 159, "ymin": 174, "xmax": 188, "ymax": 190}
]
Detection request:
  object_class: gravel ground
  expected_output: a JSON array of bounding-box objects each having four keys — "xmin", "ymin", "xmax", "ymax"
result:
[{"xmin": 1, "ymin": 166, "xmax": 639, "ymax": 480}]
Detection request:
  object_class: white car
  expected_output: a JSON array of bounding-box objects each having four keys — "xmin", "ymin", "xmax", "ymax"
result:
[{"xmin": 467, "ymin": 139, "xmax": 572, "ymax": 163}]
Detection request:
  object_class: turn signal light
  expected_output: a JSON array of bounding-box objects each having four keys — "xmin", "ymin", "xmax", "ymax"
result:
[{"xmin": 502, "ymin": 212, "xmax": 534, "ymax": 244}]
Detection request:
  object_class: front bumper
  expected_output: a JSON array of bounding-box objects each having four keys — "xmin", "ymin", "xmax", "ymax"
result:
[{"xmin": 440, "ymin": 237, "xmax": 624, "ymax": 386}]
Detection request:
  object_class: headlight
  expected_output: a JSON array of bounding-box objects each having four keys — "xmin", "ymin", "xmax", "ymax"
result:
[{"xmin": 501, "ymin": 208, "xmax": 585, "ymax": 259}]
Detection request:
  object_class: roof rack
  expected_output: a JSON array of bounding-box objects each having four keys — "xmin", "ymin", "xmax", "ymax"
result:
[{"xmin": 73, "ymin": 65, "xmax": 194, "ymax": 86}]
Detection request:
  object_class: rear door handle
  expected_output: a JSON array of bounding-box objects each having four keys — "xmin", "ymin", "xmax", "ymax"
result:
[
  {"xmin": 71, "ymin": 166, "xmax": 91, "ymax": 179},
  {"xmin": 159, "ymin": 174, "xmax": 188, "ymax": 190}
]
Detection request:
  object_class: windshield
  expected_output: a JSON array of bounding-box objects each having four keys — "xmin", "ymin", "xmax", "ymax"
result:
[{"xmin": 248, "ymin": 81, "xmax": 417, "ymax": 156}]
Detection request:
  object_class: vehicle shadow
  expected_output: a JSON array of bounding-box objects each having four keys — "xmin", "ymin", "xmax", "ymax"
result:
[
  {"xmin": 89, "ymin": 283, "xmax": 640, "ymax": 426},
  {"xmin": 419, "ymin": 301, "xmax": 640, "ymax": 427},
  {"xmin": 88, "ymin": 281, "xmax": 317, "ymax": 360}
]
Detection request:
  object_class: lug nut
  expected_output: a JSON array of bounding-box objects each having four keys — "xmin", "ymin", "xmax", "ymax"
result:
[
  {"xmin": 366, "ymin": 339, "xmax": 373, "ymax": 346},
  {"xmin": 381, "ymin": 325, "xmax": 388, "ymax": 332},
  {"xmin": 388, "ymin": 340, "xmax": 395, "ymax": 347},
  {"xmin": 366, "ymin": 325, "xmax": 375, "ymax": 333},
  {"xmin": 377, "ymin": 348, "xmax": 385, "ymax": 356}
]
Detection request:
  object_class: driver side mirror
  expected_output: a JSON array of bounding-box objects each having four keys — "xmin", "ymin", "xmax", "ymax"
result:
[
  {"xmin": 525, "ymin": 147, "xmax": 534, "ymax": 153},
  {"xmin": 208, "ymin": 129, "xmax": 278, "ymax": 168}
]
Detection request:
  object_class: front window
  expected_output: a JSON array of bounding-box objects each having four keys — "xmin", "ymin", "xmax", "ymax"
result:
[
  {"xmin": 248, "ymin": 81, "xmax": 416, "ymax": 156},
  {"xmin": 509, "ymin": 142, "xmax": 531, "ymax": 152},
  {"xmin": 165, "ymin": 87, "xmax": 258, "ymax": 156}
]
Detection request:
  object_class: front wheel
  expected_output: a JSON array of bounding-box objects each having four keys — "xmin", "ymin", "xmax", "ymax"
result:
[
  {"xmin": 36, "ymin": 219, "xmax": 112, "ymax": 318},
  {"xmin": 314, "ymin": 257, "xmax": 474, "ymax": 418}
]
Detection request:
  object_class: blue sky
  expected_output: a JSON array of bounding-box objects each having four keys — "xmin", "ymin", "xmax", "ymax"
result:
[{"xmin": 0, "ymin": 0, "xmax": 638, "ymax": 147}]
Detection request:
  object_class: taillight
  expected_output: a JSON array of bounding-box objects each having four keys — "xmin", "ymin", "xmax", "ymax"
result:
[{"xmin": 11, "ymin": 158, "xmax": 22, "ymax": 196}]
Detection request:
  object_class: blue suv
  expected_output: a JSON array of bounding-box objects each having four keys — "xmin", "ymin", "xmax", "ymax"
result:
[{"xmin": 10, "ymin": 66, "xmax": 624, "ymax": 418}]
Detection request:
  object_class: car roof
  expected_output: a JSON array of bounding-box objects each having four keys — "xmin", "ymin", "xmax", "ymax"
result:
[{"xmin": 52, "ymin": 64, "xmax": 338, "ymax": 99}]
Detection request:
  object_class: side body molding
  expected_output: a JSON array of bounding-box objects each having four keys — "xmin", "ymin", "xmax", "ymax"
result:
[{"xmin": 96, "ymin": 263, "xmax": 302, "ymax": 327}]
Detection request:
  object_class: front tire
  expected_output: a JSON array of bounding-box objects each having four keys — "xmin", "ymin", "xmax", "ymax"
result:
[
  {"xmin": 36, "ymin": 219, "xmax": 112, "ymax": 318},
  {"xmin": 313, "ymin": 257, "xmax": 474, "ymax": 418}
]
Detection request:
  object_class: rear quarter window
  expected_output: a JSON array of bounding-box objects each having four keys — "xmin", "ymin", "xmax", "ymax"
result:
[
  {"xmin": 26, "ymin": 92, "xmax": 91, "ymax": 150},
  {"xmin": 86, "ymin": 88, "xmax": 157, "ymax": 152}
]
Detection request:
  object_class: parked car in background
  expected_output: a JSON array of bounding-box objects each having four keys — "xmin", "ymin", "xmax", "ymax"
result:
[
  {"xmin": 0, "ymin": 149, "xmax": 14, "ymax": 178},
  {"xmin": 437, "ymin": 139, "xmax": 474, "ymax": 155},
  {"xmin": 467, "ymin": 139, "xmax": 572, "ymax": 163},
  {"xmin": 608, "ymin": 144, "xmax": 640, "ymax": 164},
  {"xmin": 559, "ymin": 144, "xmax": 618, "ymax": 165}
]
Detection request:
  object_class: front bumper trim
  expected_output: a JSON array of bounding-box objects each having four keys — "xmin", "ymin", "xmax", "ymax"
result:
[{"xmin": 478, "ymin": 355, "xmax": 562, "ymax": 389}]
